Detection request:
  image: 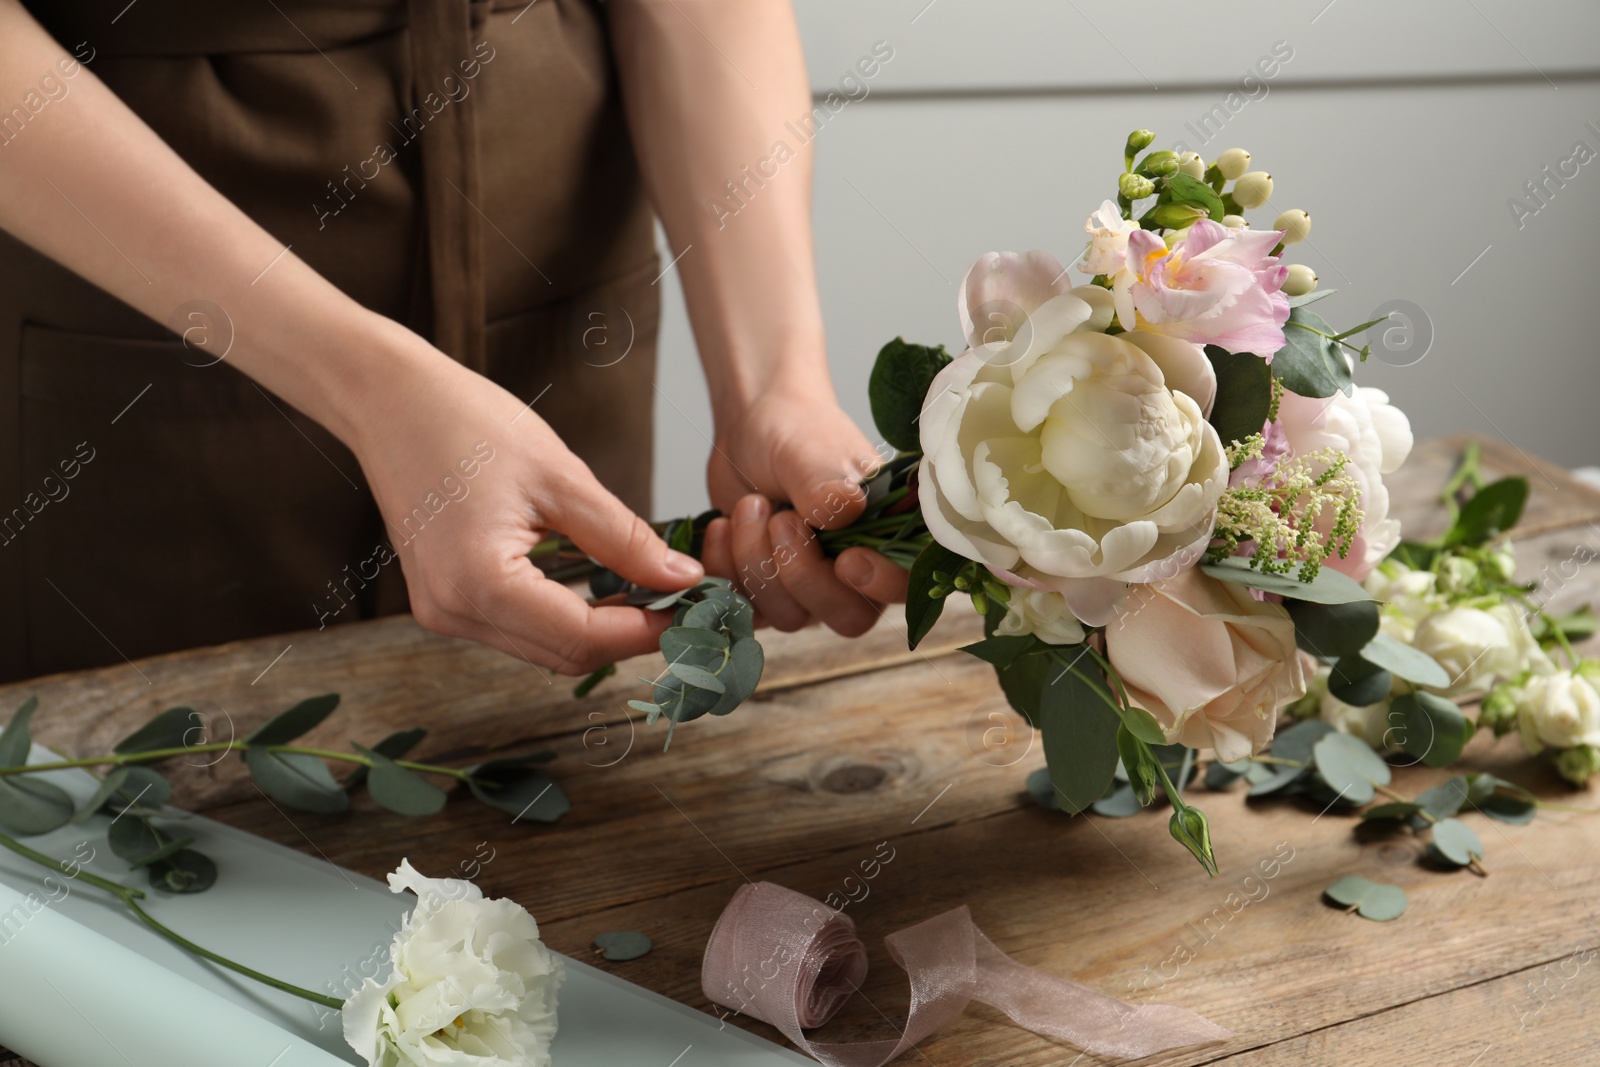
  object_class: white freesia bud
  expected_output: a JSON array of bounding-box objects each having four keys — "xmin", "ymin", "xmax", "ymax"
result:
[
  {"xmin": 1215, "ymin": 147, "xmax": 1251, "ymax": 180},
  {"xmin": 1273, "ymin": 209, "xmax": 1311, "ymax": 244},
  {"xmin": 1177, "ymin": 151, "xmax": 1205, "ymax": 178},
  {"xmin": 995, "ymin": 587, "xmax": 1087, "ymax": 646},
  {"xmin": 1515, "ymin": 670, "xmax": 1600, "ymax": 752},
  {"xmin": 1220, "ymin": 214, "xmax": 1249, "ymax": 230},
  {"xmin": 1232, "ymin": 171, "xmax": 1274, "ymax": 208},
  {"xmin": 344, "ymin": 860, "xmax": 564, "ymax": 1067},
  {"xmin": 1282, "ymin": 263, "xmax": 1318, "ymax": 297}
]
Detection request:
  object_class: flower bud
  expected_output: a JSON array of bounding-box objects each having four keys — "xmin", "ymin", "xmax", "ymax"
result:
[
  {"xmin": 1177, "ymin": 151, "xmax": 1205, "ymax": 179},
  {"xmin": 1555, "ymin": 744, "xmax": 1600, "ymax": 786},
  {"xmin": 1479, "ymin": 684, "xmax": 1521, "ymax": 736},
  {"xmin": 1169, "ymin": 806, "xmax": 1217, "ymax": 876},
  {"xmin": 1125, "ymin": 129, "xmax": 1156, "ymax": 154},
  {"xmin": 1283, "ymin": 263, "xmax": 1318, "ymax": 296},
  {"xmin": 1136, "ymin": 150, "xmax": 1179, "ymax": 177},
  {"xmin": 1147, "ymin": 202, "xmax": 1207, "ymax": 229},
  {"xmin": 1215, "ymin": 147, "xmax": 1251, "ymax": 180},
  {"xmin": 1483, "ymin": 546, "xmax": 1517, "ymax": 584},
  {"xmin": 1220, "ymin": 214, "xmax": 1249, "ymax": 230},
  {"xmin": 1273, "ymin": 209, "xmax": 1312, "ymax": 245},
  {"xmin": 1163, "ymin": 227, "xmax": 1190, "ymax": 249},
  {"xmin": 1232, "ymin": 171, "xmax": 1274, "ymax": 208},
  {"xmin": 1437, "ymin": 556, "xmax": 1481, "ymax": 596},
  {"xmin": 1118, "ymin": 172, "xmax": 1156, "ymax": 200}
]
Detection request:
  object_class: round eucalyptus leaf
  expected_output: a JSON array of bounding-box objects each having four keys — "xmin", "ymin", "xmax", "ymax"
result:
[
  {"xmin": 0, "ymin": 777, "xmax": 74, "ymax": 835},
  {"xmin": 1430, "ymin": 818, "xmax": 1484, "ymax": 867},
  {"xmin": 593, "ymin": 930, "xmax": 653, "ymax": 962},
  {"xmin": 111, "ymin": 766, "xmax": 173, "ymax": 812},
  {"xmin": 1025, "ymin": 767, "xmax": 1059, "ymax": 812},
  {"xmin": 1328, "ymin": 655, "xmax": 1392, "ymax": 707},
  {"xmin": 1323, "ymin": 875, "xmax": 1408, "ymax": 921},
  {"xmin": 1091, "ymin": 783, "xmax": 1143, "ymax": 818},
  {"xmin": 0, "ymin": 696, "xmax": 40, "ymax": 768},
  {"xmin": 1414, "ymin": 776, "xmax": 1469, "ymax": 822},
  {"xmin": 1287, "ymin": 599, "xmax": 1380, "ymax": 661},
  {"xmin": 706, "ymin": 639, "xmax": 763, "ymax": 716},
  {"xmin": 1205, "ymin": 759, "xmax": 1248, "ymax": 790},
  {"xmin": 1271, "ymin": 720, "xmax": 1336, "ymax": 766},
  {"xmin": 1361, "ymin": 801, "xmax": 1422, "ymax": 822},
  {"xmin": 147, "ymin": 849, "xmax": 218, "ymax": 894},
  {"xmin": 1389, "ymin": 692, "xmax": 1472, "ymax": 767},
  {"xmin": 666, "ymin": 662, "xmax": 725, "ymax": 694},
  {"xmin": 1357, "ymin": 633, "xmax": 1450, "ymax": 688},
  {"xmin": 1312, "ymin": 733, "xmax": 1391, "ymax": 806}
]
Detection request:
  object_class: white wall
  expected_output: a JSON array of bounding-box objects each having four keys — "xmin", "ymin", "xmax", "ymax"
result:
[{"xmin": 652, "ymin": 0, "xmax": 1600, "ymax": 518}]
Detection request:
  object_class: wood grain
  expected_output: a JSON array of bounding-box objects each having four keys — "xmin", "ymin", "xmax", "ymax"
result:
[{"xmin": 4, "ymin": 434, "xmax": 1599, "ymax": 1067}]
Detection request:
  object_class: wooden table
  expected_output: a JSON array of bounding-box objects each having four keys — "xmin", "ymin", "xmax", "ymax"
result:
[{"xmin": 5, "ymin": 434, "xmax": 1600, "ymax": 1067}]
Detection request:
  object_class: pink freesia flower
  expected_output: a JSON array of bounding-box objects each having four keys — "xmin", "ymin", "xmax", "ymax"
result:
[{"xmin": 1111, "ymin": 220, "xmax": 1291, "ymax": 359}]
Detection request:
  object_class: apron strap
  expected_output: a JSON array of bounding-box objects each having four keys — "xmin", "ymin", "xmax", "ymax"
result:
[{"xmin": 407, "ymin": 0, "xmax": 488, "ymax": 373}]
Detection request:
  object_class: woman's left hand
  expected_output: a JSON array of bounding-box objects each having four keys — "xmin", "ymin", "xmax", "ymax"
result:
[{"xmin": 700, "ymin": 387, "xmax": 909, "ymax": 636}]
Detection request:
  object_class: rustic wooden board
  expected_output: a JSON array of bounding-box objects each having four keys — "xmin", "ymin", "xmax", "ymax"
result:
[{"xmin": 3, "ymin": 434, "xmax": 1598, "ymax": 1067}]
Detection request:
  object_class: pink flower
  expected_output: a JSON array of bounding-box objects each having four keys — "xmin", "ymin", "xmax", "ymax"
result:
[
  {"xmin": 1106, "ymin": 567, "xmax": 1306, "ymax": 761},
  {"xmin": 1111, "ymin": 220, "xmax": 1290, "ymax": 358}
]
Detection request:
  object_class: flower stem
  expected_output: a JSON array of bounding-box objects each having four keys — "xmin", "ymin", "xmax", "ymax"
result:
[
  {"xmin": 0, "ymin": 830, "xmax": 343, "ymax": 1010},
  {"xmin": 0, "ymin": 742, "xmax": 470, "ymax": 782}
]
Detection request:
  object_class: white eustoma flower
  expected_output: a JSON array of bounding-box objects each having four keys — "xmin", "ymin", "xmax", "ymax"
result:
[
  {"xmin": 994, "ymin": 588, "xmax": 1087, "ymax": 646},
  {"xmin": 1516, "ymin": 670, "xmax": 1600, "ymax": 752},
  {"xmin": 344, "ymin": 860, "xmax": 564, "ymax": 1067},
  {"xmin": 922, "ymin": 251, "xmax": 1228, "ymax": 625}
]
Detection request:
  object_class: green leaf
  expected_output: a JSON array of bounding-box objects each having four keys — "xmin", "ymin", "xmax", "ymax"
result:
[
  {"xmin": 1025, "ymin": 766, "xmax": 1060, "ymax": 812},
  {"xmin": 146, "ymin": 849, "xmax": 217, "ymax": 894},
  {"xmin": 0, "ymin": 695, "xmax": 40, "ymax": 768},
  {"xmin": 72, "ymin": 769, "xmax": 130, "ymax": 824},
  {"xmin": 1201, "ymin": 557, "xmax": 1372, "ymax": 604},
  {"xmin": 1204, "ymin": 345, "xmax": 1273, "ymax": 446},
  {"xmin": 1465, "ymin": 773, "xmax": 1537, "ymax": 825},
  {"xmin": 244, "ymin": 694, "xmax": 341, "ymax": 748},
  {"xmin": 664, "ymin": 516, "xmax": 694, "ymax": 556},
  {"xmin": 592, "ymin": 930, "xmax": 654, "ymax": 962},
  {"xmin": 1312, "ymin": 732, "xmax": 1391, "ymax": 806},
  {"xmin": 666, "ymin": 662, "xmax": 726, "ymax": 694},
  {"xmin": 111, "ymin": 767, "xmax": 172, "ymax": 810},
  {"xmin": 1328, "ymin": 654, "xmax": 1392, "ymax": 707},
  {"xmin": 1091, "ymin": 783, "xmax": 1144, "ymax": 818},
  {"xmin": 1357, "ymin": 633, "xmax": 1450, "ymax": 689},
  {"xmin": 906, "ymin": 541, "xmax": 965, "ymax": 650},
  {"xmin": 572, "ymin": 664, "xmax": 616, "ymax": 699},
  {"xmin": 1389, "ymin": 692, "xmax": 1472, "ymax": 767},
  {"xmin": 705, "ymin": 638, "xmax": 763, "ymax": 716},
  {"xmin": 1286, "ymin": 288, "xmax": 1338, "ymax": 308},
  {"xmin": 107, "ymin": 814, "xmax": 186, "ymax": 865},
  {"xmin": 1118, "ymin": 703, "xmax": 1168, "ymax": 746},
  {"xmin": 1040, "ymin": 661, "xmax": 1121, "ymax": 815},
  {"xmin": 1361, "ymin": 800, "xmax": 1422, "ymax": 821},
  {"xmin": 244, "ymin": 748, "xmax": 350, "ymax": 813},
  {"xmin": 0, "ymin": 777, "xmax": 74, "ymax": 834},
  {"xmin": 1414, "ymin": 776, "xmax": 1470, "ymax": 823},
  {"xmin": 1249, "ymin": 720, "xmax": 1332, "ymax": 797},
  {"xmin": 1271, "ymin": 305, "xmax": 1353, "ymax": 399},
  {"xmin": 661, "ymin": 626, "xmax": 729, "ymax": 663},
  {"xmin": 1429, "ymin": 817, "xmax": 1485, "ymax": 867},
  {"xmin": 1323, "ymin": 875, "xmax": 1408, "ymax": 921},
  {"xmin": 868, "ymin": 337, "xmax": 952, "ymax": 452},
  {"xmin": 958, "ymin": 635, "xmax": 1041, "ymax": 669},
  {"xmin": 467, "ymin": 755, "xmax": 569, "ymax": 823},
  {"xmin": 1443, "ymin": 477, "xmax": 1529, "ymax": 548},
  {"xmin": 1205, "ymin": 759, "xmax": 1249, "ymax": 790},
  {"xmin": 1117, "ymin": 726, "xmax": 1157, "ymax": 805},
  {"xmin": 1165, "ymin": 172, "xmax": 1226, "ymax": 220},
  {"xmin": 114, "ymin": 707, "xmax": 202, "ymax": 755},
  {"xmin": 994, "ymin": 651, "xmax": 1053, "ymax": 729},
  {"xmin": 1287, "ymin": 599, "xmax": 1380, "ymax": 661},
  {"xmin": 353, "ymin": 744, "xmax": 447, "ymax": 817},
  {"xmin": 344, "ymin": 728, "xmax": 429, "ymax": 788}
]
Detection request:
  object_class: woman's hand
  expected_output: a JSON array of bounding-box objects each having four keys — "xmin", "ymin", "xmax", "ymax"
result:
[
  {"xmin": 347, "ymin": 325, "xmax": 703, "ymax": 675},
  {"xmin": 699, "ymin": 386, "xmax": 908, "ymax": 637}
]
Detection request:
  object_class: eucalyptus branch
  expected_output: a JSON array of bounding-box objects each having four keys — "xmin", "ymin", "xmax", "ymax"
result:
[{"xmin": 0, "ymin": 743, "xmax": 471, "ymax": 782}]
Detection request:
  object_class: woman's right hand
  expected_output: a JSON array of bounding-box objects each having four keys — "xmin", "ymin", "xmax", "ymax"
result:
[{"xmin": 344, "ymin": 321, "xmax": 703, "ymax": 675}]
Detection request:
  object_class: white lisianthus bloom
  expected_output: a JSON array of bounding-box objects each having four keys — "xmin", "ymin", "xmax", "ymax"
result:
[
  {"xmin": 1411, "ymin": 604, "xmax": 1549, "ymax": 699},
  {"xmin": 995, "ymin": 588, "xmax": 1087, "ymax": 645},
  {"xmin": 1080, "ymin": 200, "xmax": 1140, "ymax": 276},
  {"xmin": 1276, "ymin": 385, "xmax": 1413, "ymax": 581},
  {"xmin": 922, "ymin": 251, "xmax": 1229, "ymax": 625},
  {"xmin": 1515, "ymin": 670, "xmax": 1600, "ymax": 752},
  {"xmin": 344, "ymin": 860, "xmax": 564, "ymax": 1067}
]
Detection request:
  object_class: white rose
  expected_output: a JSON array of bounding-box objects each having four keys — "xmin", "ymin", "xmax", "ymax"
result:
[
  {"xmin": 1411, "ymin": 604, "xmax": 1545, "ymax": 698},
  {"xmin": 923, "ymin": 251, "xmax": 1229, "ymax": 625},
  {"xmin": 344, "ymin": 860, "xmax": 564, "ymax": 1067},
  {"xmin": 1080, "ymin": 199, "xmax": 1139, "ymax": 276},
  {"xmin": 1516, "ymin": 671, "xmax": 1600, "ymax": 752},
  {"xmin": 1276, "ymin": 385, "xmax": 1413, "ymax": 581},
  {"xmin": 995, "ymin": 588, "xmax": 1087, "ymax": 645},
  {"xmin": 1364, "ymin": 561, "xmax": 1445, "ymax": 644}
]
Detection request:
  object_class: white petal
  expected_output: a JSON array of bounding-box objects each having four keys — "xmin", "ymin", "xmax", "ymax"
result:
[{"xmin": 1123, "ymin": 331, "xmax": 1217, "ymax": 416}]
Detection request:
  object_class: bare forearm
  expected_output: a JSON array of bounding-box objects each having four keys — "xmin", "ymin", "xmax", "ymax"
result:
[
  {"xmin": 0, "ymin": 0, "xmax": 435, "ymax": 449},
  {"xmin": 610, "ymin": 0, "xmax": 833, "ymax": 421}
]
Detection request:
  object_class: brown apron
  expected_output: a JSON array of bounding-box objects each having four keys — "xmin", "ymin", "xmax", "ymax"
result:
[{"xmin": 0, "ymin": 0, "xmax": 660, "ymax": 683}]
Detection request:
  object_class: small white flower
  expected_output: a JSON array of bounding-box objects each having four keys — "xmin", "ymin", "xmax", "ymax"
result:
[
  {"xmin": 1080, "ymin": 199, "xmax": 1140, "ymax": 276},
  {"xmin": 994, "ymin": 587, "xmax": 1087, "ymax": 646},
  {"xmin": 344, "ymin": 860, "xmax": 564, "ymax": 1067},
  {"xmin": 1516, "ymin": 670, "xmax": 1600, "ymax": 752},
  {"xmin": 1412, "ymin": 603, "xmax": 1549, "ymax": 699}
]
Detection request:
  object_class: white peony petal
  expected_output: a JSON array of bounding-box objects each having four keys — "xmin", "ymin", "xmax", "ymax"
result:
[
  {"xmin": 1123, "ymin": 331, "xmax": 1217, "ymax": 416},
  {"xmin": 959, "ymin": 251, "xmax": 1072, "ymax": 350},
  {"xmin": 1069, "ymin": 285, "xmax": 1116, "ymax": 332}
]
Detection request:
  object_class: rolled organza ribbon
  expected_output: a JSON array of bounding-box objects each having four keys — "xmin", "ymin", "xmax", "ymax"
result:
[{"xmin": 702, "ymin": 882, "xmax": 1232, "ymax": 1065}]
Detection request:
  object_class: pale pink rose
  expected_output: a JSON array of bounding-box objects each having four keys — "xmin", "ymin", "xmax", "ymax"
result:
[
  {"xmin": 1079, "ymin": 200, "xmax": 1139, "ymax": 276},
  {"xmin": 1106, "ymin": 567, "xmax": 1306, "ymax": 761},
  {"xmin": 1275, "ymin": 385, "xmax": 1413, "ymax": 581},
  {"xmin": 1111, "ymin": 220, "xmax": 1290, "ymax": 358}
]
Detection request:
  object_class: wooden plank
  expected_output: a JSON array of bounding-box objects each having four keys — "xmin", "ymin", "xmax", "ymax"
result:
[{"xmin": 1384, "ymin": 434, "xmax": 1600, "ymax": 542}]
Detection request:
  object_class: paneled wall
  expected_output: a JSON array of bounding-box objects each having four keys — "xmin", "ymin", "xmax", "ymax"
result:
[{"xmin": 652, "ymin": 0, "xmax": 1600, "ymax": 517}]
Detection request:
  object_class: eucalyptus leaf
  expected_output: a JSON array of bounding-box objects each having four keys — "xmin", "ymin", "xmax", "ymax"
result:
[
  {"xmin": 1040, "ymin": 661, "xmax": 1121, "ymax": 815},
  {"xmin": 593, "ymin": 930, "xmax": 654, "ymax": 962},
  {"xmin": 1357, "ymin": 633, "xmax": 1450, "ymax": 689},
  {"xmin": 1328, "ymin": 654, "xmax": 1392, "ymax": 707},
  {"xmin": 1286, "ymin": 288, "xmax": 1338, "ymax": 308},
  {"xmin": 354, "ymin": 744, "xmax": 446, "ymax": 817},
  {"xmin": 868, "ymin": 337, "xmax": 951, "ymax": 452},
  {"xmin": 245, "ymin": 748, "xmax": 350, "ymax": 814},
  {"xmin": 1288, "ymin": 599, "xmax": 1380, "ymax": 661},
  {"xmin": 467, "ymin": 755, "xmax": 569, "ymax": 823},
  {"xmin": 1465, "ymin": 773, "xmax": 1537, "ymax": 825},
  {"xmin": 1312, "ymin": 732, "xmax": 1391, "ymax": 806},
  {"xmin": 0, "ymin": 695, "xmax": 40, "ymax": 768},
  {"xmin": 1201, "ymin": 557, "xmax": 1371, "ymax": 604},
  {"xmin": 0, "ymin": 777, "xmax": 74, "ymax": 835},
  {"xmin": 72, "ymin": 769, "xmax": 130, "ymax": 824},
  {"xmin": 1361, "ymin": 801, "xmax": 1422, "ymax": 821},
  {"xmin": 146, "ymin": 849, "xmax": 217, "ymax": 894},
  {"xmin": 244, "ymin": 693, "xmax": 341, "ymax": 748},
  {"xmin": 1414, "ymin": 776, "xmax": 1470, "ymax": 822},
  {"xmin": 1429, "ymin": 817, "xmax": 1485, "ymax": 867},
  {"xmin": 906, "ymin": 541, "xmax": 964, "ymax": 650},
  {"xmin": 666, "ymin": 663, "xmax": 726, "ymax": 694},
  {"xmin": 1272, "ymin": 304, "xmax": 1353, "ymax": 399},
  {"xmin": 344, "ymin": 728, "xmax": 429, "ymax": 788},
  {"xmin": 107, "ymin": 814, "xmax": 181, "ymax": 865},
  {"xmin": 705, "ymin": 639, "xmax": 763, "ymax": 716},
  {"xmin": 1271, "ymin": 720, "xmax": 1336, "ymax": 765},
  {"xmin": 1025, "ymin": 766, "xmax": 1059, "ymax": 812},
  {"xmin": 1091, "ymin": 783, "xmax": 1144, "ymax": 818},
  {"xmin": 114, "ymin": 706, "xmax": 202, "ymax": 755},
  {"xmin": 111, "ymin": 767, "xmax": 172, "ymax": 811},
  {"xmin": 1323, "ymin": 875, "xmax": 1408, "ymax": 921},
  {"xmin": 1204, "ymin": 345, "xmax": 1274, "ymax": 447},
  {"xmin": 1205, "ymin": 759, "xmax": 1249, "ymax": 790},
  {"xmin": 1389, "ymin": 692, "xmax": 1472, "ymax": 767}
]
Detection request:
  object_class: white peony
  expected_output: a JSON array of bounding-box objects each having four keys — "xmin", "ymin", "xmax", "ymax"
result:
[
  {"xmin": 922, "ymin": 251, "xmax": 1229, "ymax": 625},
  {"xmin": 1276, "ymin": 385, "xmax": 1413, "ymax": 581},
  {"xmin": 994, "ymin": 588, "xmax": 1086, "ymax": 645},
  {"xmin": 1080, "ymin": 200, "xmax": 1140, "ymax": 276},
  {"xmin": 1516, "ymin": 670, "xmax": 1600, "ymax": 752},
  {"xmin": 344, "ymin": 860, "xmax": 564, "ymax": 1067}
]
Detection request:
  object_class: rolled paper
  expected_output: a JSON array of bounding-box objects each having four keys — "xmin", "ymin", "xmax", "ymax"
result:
[{"xmin": 703, "ymin": 882, "xmax": 1233, "ymax": 1065}]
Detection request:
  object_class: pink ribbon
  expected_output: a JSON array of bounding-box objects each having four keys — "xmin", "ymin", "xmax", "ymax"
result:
[{"xmin": 703, "ymin": 882, "xmax": 1232, "ymax": 1065}]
